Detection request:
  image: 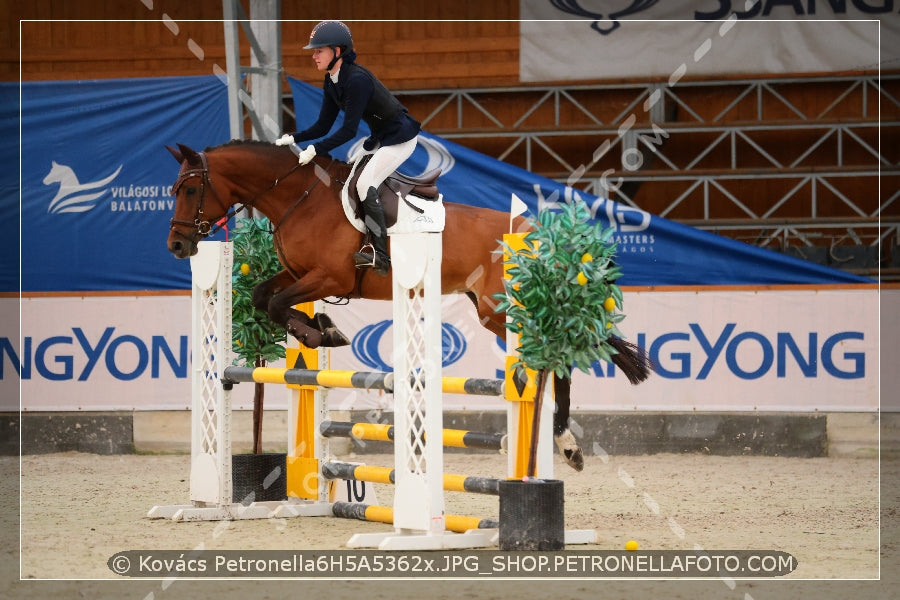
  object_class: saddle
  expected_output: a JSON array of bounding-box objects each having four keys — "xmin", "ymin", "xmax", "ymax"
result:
[{"xmin": 346, "ymin": 154, "xmax": 441, "ymax": 229}]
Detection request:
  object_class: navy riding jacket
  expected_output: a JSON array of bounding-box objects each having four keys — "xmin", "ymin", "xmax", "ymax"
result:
[{"xmin": 290, "ymin": 53, "xmax": 420, "ymax": 156}]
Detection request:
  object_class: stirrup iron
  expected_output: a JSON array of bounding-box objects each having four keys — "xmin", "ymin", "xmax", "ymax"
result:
[{"xmin": 353, "ymin": 242, "xmax": 378, "ymax": 268}]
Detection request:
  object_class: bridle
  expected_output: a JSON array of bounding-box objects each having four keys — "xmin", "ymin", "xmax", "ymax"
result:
[
  {"xmin": 169, "ymin": 152, "xmax": 230, "ymax": 243},
  {"xmin": 168, "ymin": 150, "xmax": 303, "ymax": 244}
]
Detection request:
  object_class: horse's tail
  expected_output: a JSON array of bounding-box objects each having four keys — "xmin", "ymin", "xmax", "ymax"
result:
[{"xmin": 608, "ymin": 336, "xmax": 655, "ymax": 385}]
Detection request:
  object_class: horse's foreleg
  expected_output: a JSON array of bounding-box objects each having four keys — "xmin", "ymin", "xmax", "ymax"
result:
[
  {"xmin": 251, "ymin": 271, "xmax": 323, "ymax": 347},
  {"xmin": 252, "ymin": 270, "xmax": 295, "ymax": 314},
  {"xmin": 310, "ymin": 311, "xmax": 350, "ymax": 347},
  {"xmin": 262, "ymin": 271, "xmax": 350, "ymax": 348},
  {"xmin": 553, "ymin": 374, "xmax": 584, "ymax": 472}
]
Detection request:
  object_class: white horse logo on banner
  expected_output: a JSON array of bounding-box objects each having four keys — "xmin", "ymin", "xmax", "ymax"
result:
[{"xmin": 43, "ymin": 161, "xmax": 122, "ymax": 214}]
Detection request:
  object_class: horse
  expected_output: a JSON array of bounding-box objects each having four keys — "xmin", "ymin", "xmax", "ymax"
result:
[{"xmin": 165, "ymin": 140, "xmax": 652, "ymax": 471}]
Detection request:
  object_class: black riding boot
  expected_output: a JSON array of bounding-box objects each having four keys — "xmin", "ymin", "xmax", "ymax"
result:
[{"xmin": 353, "ymin": 187, "xmax": 391, "ymax": 276}]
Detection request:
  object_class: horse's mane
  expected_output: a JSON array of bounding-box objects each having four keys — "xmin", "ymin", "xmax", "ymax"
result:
[
  {"xmin": 204, "ymin": 139, "xmax": 285, "ymax": 153},
  {"xmin": 203, "ymin": 138, "xmax": 352, "ymax": 178}
]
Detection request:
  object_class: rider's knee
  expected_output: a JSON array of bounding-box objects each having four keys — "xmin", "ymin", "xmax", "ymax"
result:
[{"xmin": 356, "ymin": 178, "xmax": 377, "ymax": 201}]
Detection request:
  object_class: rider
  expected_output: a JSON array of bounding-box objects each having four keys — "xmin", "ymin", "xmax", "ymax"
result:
[{"xmin": 276, "ymin": 20, "xmax": 421, "ymax": 276}]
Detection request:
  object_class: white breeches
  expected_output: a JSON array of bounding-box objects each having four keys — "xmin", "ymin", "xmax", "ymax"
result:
[{"xmin": 356, "ymin": 137, "xmax": 418, "ymax": 201}]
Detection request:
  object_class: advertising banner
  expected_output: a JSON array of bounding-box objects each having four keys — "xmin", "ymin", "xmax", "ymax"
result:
[
  {"xmin": 7, "ymin": 287, "xmax": 883, "ymax": 413},
  {"xmin": 6, "ymin": 295, "xmax": 278, "ymax": 412},
  {"xmin": 519, "ymin": 1, "xmax": 895, "ymax": 82},
  {"xmin": 314, "ymin": 287, "xmax": 882, "ymax": 414}
]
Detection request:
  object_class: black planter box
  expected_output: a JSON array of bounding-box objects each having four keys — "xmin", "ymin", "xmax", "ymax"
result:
[
  {"xmin": 498, "ymin": 479, "xmax": 565, "ymax": 550},
  {"xmin": 231, "ymin": 452, "xmax": 287, "ymax": 505}
]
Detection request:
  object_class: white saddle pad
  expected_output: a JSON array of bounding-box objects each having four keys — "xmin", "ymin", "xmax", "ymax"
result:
[{"xmin": 341, "ymin": 159, "xmax": 445, "ymax": 235}]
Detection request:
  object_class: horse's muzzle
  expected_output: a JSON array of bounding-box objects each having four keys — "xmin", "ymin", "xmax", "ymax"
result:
[{"xmin": 167, "ymin": 237, "xmax": 197, "ymax": 259}]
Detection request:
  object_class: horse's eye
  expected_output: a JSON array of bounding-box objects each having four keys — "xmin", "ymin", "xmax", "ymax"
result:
[{"xmin": 185, "ymin": 187, "xmax": 197, "ymax": 196}]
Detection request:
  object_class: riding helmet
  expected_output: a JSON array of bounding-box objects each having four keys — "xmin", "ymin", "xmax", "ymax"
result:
[{"xmin": 304, "ymin": 21, "xmax": 353, "ymax": 51}]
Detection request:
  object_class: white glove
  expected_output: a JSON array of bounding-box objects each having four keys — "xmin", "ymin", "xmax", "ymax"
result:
[
  {"xmin": 275, "ymin": 134, "xmax": 295, "ymax": 147},
  {"xmin": 297, "ymin": 145, "xmax": 316, "ymax": 165}
]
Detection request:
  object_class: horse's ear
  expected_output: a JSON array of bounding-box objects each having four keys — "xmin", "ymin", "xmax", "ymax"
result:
[
  {"xmin": 176, "ymin": 143, "xmax": 202, "ymax": 166},
  {"xmin": 165, "ymin": 145, "xmax": 184, "ymax": 163}
]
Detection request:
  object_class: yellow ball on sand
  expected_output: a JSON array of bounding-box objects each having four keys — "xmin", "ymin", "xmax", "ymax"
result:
[{"xmin": 625, "ymin": 540, "xmax": 639, "ymax": 551}]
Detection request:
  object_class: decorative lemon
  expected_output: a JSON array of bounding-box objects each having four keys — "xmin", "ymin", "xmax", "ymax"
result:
[
  {"xmin": 577, "ymin": 271, "xmax": 588, "ymax": 286},
  {"xmin": 603, "ymin": 297, "xmax": 616, "ymax": 312},
  {"xmin": 240, "ymin": 263, "xmax": 251, "ymax": 275},
  {"xmin": 581, "ymin": 252, "xmax": 593, "ymax": 263}
]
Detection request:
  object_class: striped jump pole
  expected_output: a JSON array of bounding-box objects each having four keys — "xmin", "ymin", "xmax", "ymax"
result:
[
  {"xmin": 320, "ymin": 421, "xmax": 506, "ymax": 452},
  {"xmin": 221, "ymin": 366, "xmax": 503, "ymax": 397},
  {"xmin": 322, "ymin": 461, "xmax": 500, "ymax": 496},
  {"xmin": 223, "ymin": 366, "xmax": 393, "ymax": 391},
  {"xmin": 332, "ymin": 503, "xmax": 498, "ymax": 534}
]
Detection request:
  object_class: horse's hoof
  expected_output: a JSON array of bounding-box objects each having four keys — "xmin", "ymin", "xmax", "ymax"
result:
[
  {"xmin": 563, "ymin": 448, "xmax": 584, "ymax": 472},
  {"xmin": 554, "ymin": 429, "xmax": 585, "ymax": 472},
  {"xmin": 313, "ymin": 312, "xmax": 335, "ymax": 330},
  {"xmin": 321, "ymin": 328, "xmax": 351, "ymax": 347},
  {"xmin": 313, "ymin": 314, "xmax": 351, "ymax": 347}
]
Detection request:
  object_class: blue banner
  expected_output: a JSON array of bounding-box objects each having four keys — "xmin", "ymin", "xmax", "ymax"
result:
[
  {"xmin": 5, "ymin": 73, "xmax": 870, "ymax": 294},
  {"xmin": 9, "ymin": 76, "xmax": 230, "ymax": 293},
  {"xmin": 288, "ymin": 76, "xmax": 870, "ymax": 286},
  {"xmin": 0, "ymin": 83, "xmax": 20, "ymax": 293}
]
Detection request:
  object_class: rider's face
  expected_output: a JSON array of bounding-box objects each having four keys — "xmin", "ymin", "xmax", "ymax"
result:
[{"xmin": 312, "ymin": 47, "xmax": 336, "ymax": 71}]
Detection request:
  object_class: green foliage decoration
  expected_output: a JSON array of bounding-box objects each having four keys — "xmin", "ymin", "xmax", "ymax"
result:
[
  {"xmin": 231, "ymin": 217, "xmax": 286, "ymax": 366},
  {"xmin": 493, "ymin": 199, "xmax": 625, "ymax": 379}
]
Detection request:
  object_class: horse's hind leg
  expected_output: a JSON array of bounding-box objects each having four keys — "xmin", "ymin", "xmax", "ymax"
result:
[
  {"xmin": 553, "ymin": 374, "xmax": 584, "ymax": 471},
  {"xmin": 471, "ymin": 295, "xmax": 584, "ymax": 470}
]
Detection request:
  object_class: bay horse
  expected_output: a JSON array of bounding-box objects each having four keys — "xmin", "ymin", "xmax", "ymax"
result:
[{"xmin": 166, "ymin": 140, "xmax": 651, "ymax": 471}]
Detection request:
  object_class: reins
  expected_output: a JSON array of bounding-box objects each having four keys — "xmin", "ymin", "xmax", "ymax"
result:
[
  {"xmin": 268, "ymin": 158, "xmax": 336, "ymax": 281},
  {"xmin": 270, "ymin": 158, "xmax": 335, "ymax": 234}
]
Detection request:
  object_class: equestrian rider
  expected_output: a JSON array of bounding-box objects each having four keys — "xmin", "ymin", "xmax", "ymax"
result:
[{"xmin": 276, "ymin": 20, "xmax": 421, "ymax": 276}]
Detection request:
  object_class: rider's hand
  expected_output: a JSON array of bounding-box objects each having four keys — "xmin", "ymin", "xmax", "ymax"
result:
[
  {"xmin": 275, "ymin": 134, "xmax": 295, "ymax": 147},
  {"xmin": 362, "ymin": 135, "xmax": 379, "ymax": 151},
  {"xmin": 297, "ymin": 145, "xmax": 316, "ymax": 165}
]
